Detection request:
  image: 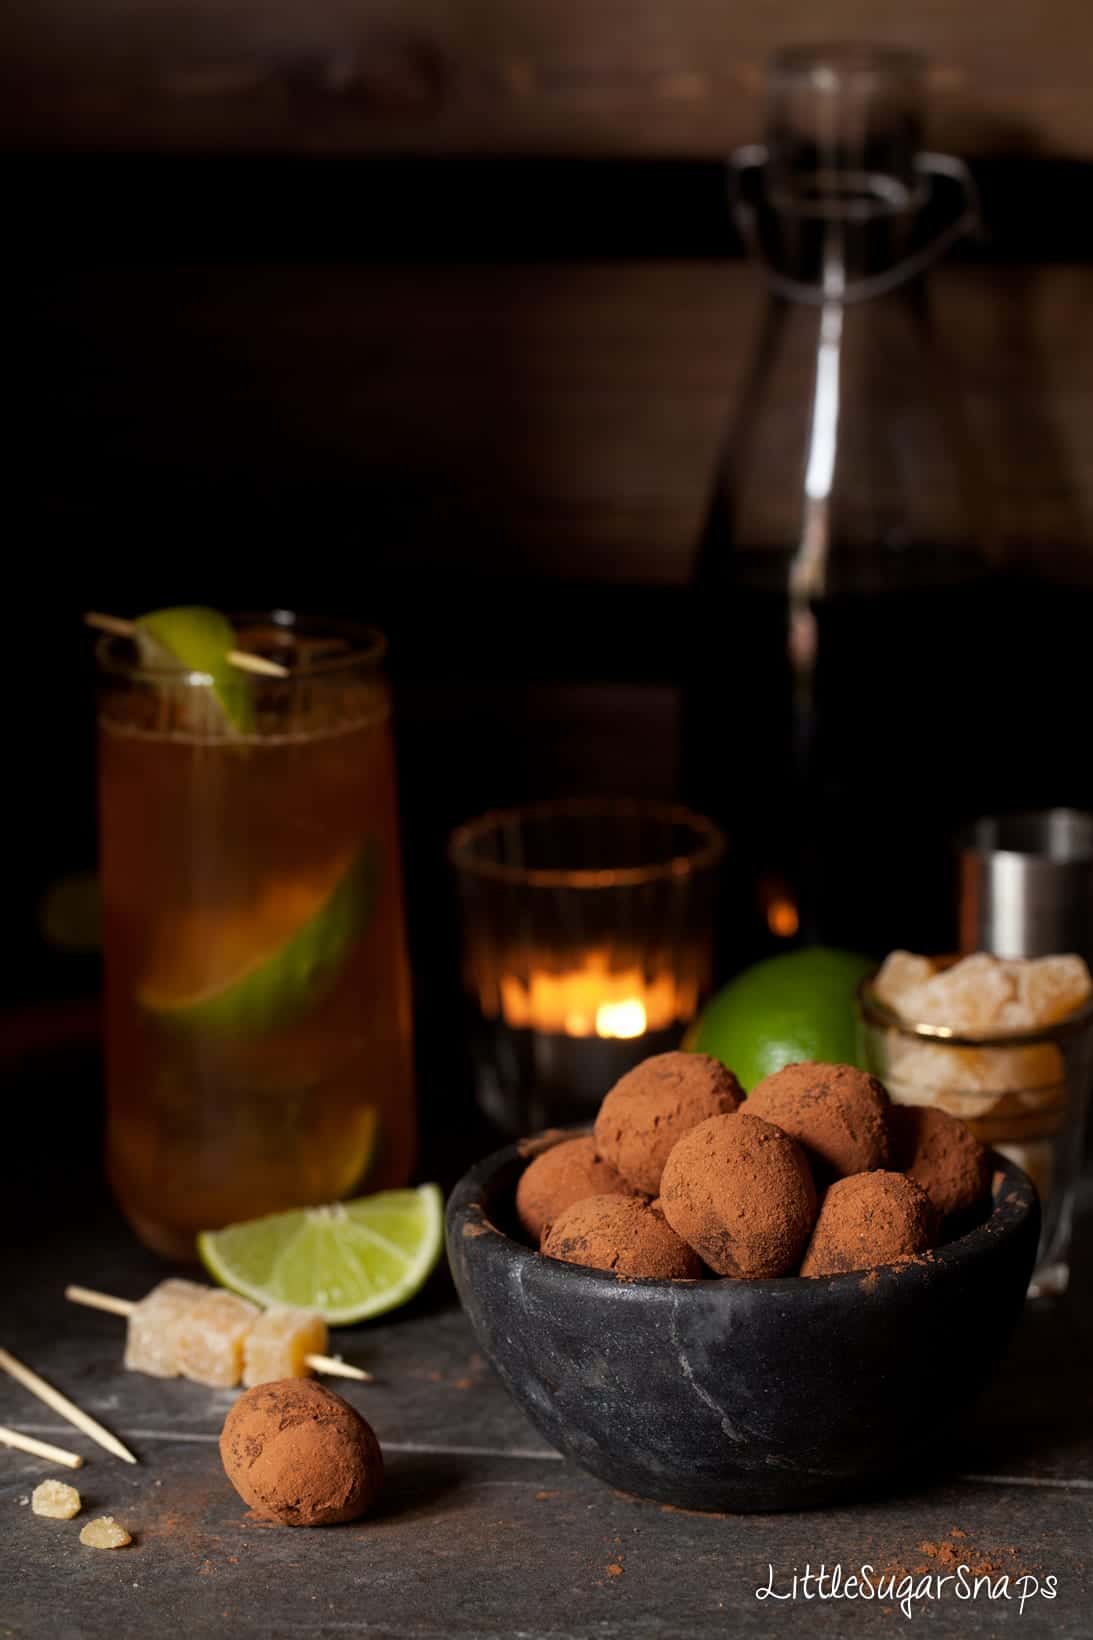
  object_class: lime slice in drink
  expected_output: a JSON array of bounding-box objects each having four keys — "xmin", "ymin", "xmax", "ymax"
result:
[
  {"xmin": 197, "ymin": 1185, "xmax": 445, "ymax": 1324},
  {"xmin": 135, "ymin": 605, "xmax": 255, "ymax": 733},
  {"xmin": 138, "ymin": 844, "xmax": 380, "ymax": 1036}
]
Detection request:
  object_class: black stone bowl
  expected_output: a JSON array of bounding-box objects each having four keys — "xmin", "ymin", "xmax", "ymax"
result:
[{"xmin": 446, "ymin": 1128, "xmax": 1040, "ymax": 1512}]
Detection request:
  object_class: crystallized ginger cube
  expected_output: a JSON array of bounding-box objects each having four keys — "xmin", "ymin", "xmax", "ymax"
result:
[
  {"xmin": 1015, "ymin": 954, "xmax": 1092, "ymax": 1027},
  {"xmin": 242, "ymin": 1307, "xmax": 329, "ymax": 1387},
  {"xmin": 174, "ymin": 1290, "xmax": 260, "ymax": 1387},
  {"xmin": 888, "ymin": 1040, "xmax": 1065, "ymax": 1098},
  {"xmin": 124, "ymin": 1278, "xmax": 211, "ymax": 1378},
  {"xmin": 899, "ymin": 953, "xmax": 1017, "ymax": 1033},
  {"xmin": 874, "ymin": 950, "xmax": 936, "ymax": 1008},
  {"xmin": 79, "ymin": 1516, "xmax": 131, "ymax": 1549},
  {"xmin": 32, "ymin": 1480, "xmax": 82, "ymax": 1520}
]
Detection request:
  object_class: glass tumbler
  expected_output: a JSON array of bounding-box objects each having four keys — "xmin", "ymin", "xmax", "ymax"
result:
[
  {"xmin": 97, "ymin": 612, "xmax": 416, "ymax": 1258},
  {"xmin": 449, "ymin": 800, "xmax": 725, "ymax": 1135},
  {"xmin": 859, "ymin": 979, "xmax": 1093, "ymax": 1297}
]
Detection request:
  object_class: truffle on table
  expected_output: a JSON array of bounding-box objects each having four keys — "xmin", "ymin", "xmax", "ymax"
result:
[
  {"xmin": 800, "ymin": 1171, "xmax": 935, "ymax": 1279},
  {"xmin": 541, "ymin": 1194, "xmax": 703, "ymax": 1279},
  {"xmin": 659, "ymin": 1112, "xmax": 817, "ymax": 1278},
  {"xmin": 594, "ymin": 1051, "xmax": 742, "ymax": 1196},
  {"xmin": 888, "ymin": 1103, "xmax": 991, "ymax": 1219},
  {"xmin": 220, "ymin": 1379, "xmax": 384, "ymax": 1526},
  {"xmin": 746, "ymin": 1061, "xmax": 890, "ymax": 1179},
  {"xmin": 516, "ymin": 1135, "xmax": 635, "ymax": 1243}
]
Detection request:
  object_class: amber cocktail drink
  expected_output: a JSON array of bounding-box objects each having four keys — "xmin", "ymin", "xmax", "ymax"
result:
[{"xmin": 98, "ymin": 614, "xmax": 415, "ymax": 1258}]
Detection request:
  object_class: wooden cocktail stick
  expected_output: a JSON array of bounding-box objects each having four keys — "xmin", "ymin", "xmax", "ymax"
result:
[
  {"xmin": 0, "ymin": 1425, "xmax": 85, "ymax": 1469},
  {"xmin": 298, "ymin": 1353, "xmax": 372, "ymax": 1382},
  {"xmin": 65, "ymin": 1286, "xmax": 373, "ymax": 1383},
  {"xmin": 0, "ymin": 1348, "xmax": 137, "ymax": 1465},
  {"xmin": 64, "ymin": 1287, "xmax": 135, "ymax": 1319},
  {"xmin": 83, "ymin": 612, "xmax": 290, "ymax": 679}
]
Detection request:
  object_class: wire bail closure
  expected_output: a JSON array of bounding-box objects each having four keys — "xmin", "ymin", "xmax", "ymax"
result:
[{"xmin": 729, "ymin": 145, "xmax": 983, "ymax": 305}]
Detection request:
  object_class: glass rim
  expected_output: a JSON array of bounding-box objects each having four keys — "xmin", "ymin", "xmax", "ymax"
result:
[
  {"xmin": 448, "ymin": 799, "xmax": 726, "ymax": 890},
  {"xmin": 857, "ymin": 974, "xmax": 1093, "ymax": 1048},
  {"xmin": 95, "ymin": 609, "xmax": 387, "ymax": 684},
  {"xmin": 957, "ymin": 806, "xmax": 1093, "ymax": 866}
]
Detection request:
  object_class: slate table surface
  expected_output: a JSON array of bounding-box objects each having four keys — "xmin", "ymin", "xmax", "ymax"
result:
[{"xmin": 2, "ymin": 1154, "xmax": 1091, "ymax": 1639}]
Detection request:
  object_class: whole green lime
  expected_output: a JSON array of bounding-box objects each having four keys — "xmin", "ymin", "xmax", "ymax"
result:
[{"xmin": 688, "ymin": 947, "xmax": 874, "ymax": 1092}]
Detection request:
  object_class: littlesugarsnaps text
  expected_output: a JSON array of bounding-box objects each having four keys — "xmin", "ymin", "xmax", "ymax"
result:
[{"xmin": 755, "ymin": 1562, "xmax": 1058, "ymax": 1621}]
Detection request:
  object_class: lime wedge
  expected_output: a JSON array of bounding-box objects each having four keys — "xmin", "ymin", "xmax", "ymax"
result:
[
  {"xmin": 139, "ymin": 844, "xmax": 380, "ymax": 1036},
  {"xmin": 197, "ymin": 1185, "xmax": 445, "ymax": 1324},
  {"xmin": 135, "ymin": 605, "xmax": 254, "ymax": 733}
]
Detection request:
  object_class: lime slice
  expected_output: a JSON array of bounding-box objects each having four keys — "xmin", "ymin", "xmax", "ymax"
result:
[
  {"xmin": 139, "ymin": 844, "xmax": 380, "ymax": 1036},
  {"xmin": 135, "ymin": 605, "xmax": 254, "ymax": 733},
  {"xmin": 197, "ymin": 1185, "xmax": 445, "ymax": 1324}
]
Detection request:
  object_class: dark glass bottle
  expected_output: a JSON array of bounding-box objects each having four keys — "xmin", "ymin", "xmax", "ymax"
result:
[{"xmin": 686, "ymin": 45, "xmax": 999, "ymax": 964}]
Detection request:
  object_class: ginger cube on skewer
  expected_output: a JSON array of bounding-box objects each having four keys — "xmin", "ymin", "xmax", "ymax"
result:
[
  {"xmin": 242, "ymin": 1306, "xmax": 329, "ymax": 1387},
  {"xmin": 174, "ymin": 1290, "xmax": 260, "ymax": 1387},
  {"xmin": 124, "ymin": 1278, "xmax": 211, "ymax": 1378}
]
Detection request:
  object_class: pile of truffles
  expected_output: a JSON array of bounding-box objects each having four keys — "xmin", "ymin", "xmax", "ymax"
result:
[{"xmin": 516, "ymin": 1052, "xmax": 992, "ymax": 1281}]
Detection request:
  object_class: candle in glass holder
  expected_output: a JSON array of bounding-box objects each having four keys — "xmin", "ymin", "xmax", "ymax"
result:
[{"xmin": 450, "ymin": 802, "xmax": 724, "ymax": 1134}]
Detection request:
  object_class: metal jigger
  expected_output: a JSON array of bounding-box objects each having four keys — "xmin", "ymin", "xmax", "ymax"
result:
[{"xmin": 959, "ymin": 809, "xmax": 1093, "ymax": 963}]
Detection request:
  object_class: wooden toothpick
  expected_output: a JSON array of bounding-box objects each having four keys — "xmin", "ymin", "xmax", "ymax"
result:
[
  {"xmin": 0, "ymin": 1348, "xmax": 137, "ymax": 1465},
  {"xmin": 83, "ymin": 612, "xmax": 290, "ymax": 679},
  {"xmin": 64, "ymin": 1286, "xmax": 132, "ymax": 1318},
  {"xmin": 300, "ymin": 1354, "xmax": 373, "ymax": 1383},
  {"xmin": 0, "ymin": 1425, "xmax": 85, "ymax": 1469},
  {"xmin": 64, "ymin": 1286, "xmax": 373, "ymax": 1383}
]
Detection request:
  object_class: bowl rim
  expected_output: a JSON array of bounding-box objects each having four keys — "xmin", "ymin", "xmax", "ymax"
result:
[{"xmin": 446, "ymin": 1124, "xmax": 1039, "ymax": 1299}]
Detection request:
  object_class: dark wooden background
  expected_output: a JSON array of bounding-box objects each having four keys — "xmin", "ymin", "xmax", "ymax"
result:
[
  {"xmin": 5, "ymin": 2, "xmax": 1093, "ymax": 1154},
  {"xmin": 4, "ymin": 0, "xmax": 1093, "ymax": 158}
]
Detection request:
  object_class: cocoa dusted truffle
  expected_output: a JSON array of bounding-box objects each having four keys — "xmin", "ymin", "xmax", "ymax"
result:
[
  {"xmin": 747, "ymin": 1061, "xmax": 890, "ymax": 1179},
  {"xmin": 541, "ymin": 1194, "xmax": 702, "ymax": 1279},
  {"xmin": 888, "ymin": 1104, "xmax": 990, "ymax": 1219},
  {"xmin": 800, "ymin": 1171, "xmax": 935, "ymax": 1278},
  {"xmin": 659, "ymin": 1112, "xmax": 817, "ymax": 1278},
  {"xmin": 220, "ymin": 1379, "xmax": 384, "ymax": 1526},
  {"xmin": 516, "ymin": 1135, "xmax": 635, "ymax": 1243},
  {"xmin": 594, "ymin": 1051, "xmax": 742, "ymax": 1196}
]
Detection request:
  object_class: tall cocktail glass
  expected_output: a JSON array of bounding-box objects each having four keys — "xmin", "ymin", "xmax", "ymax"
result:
[{"xmin": 97, "ymin": 613, "xmax": 415, "ymax": 1258}]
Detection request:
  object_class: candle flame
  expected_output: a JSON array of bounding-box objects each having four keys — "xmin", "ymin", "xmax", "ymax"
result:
[
  {"xmin": 767, "ymin": 896, "xmax": 799, "ymax": 938},
  {"xmin": 496, "ymin": 952, "xmax": 690, "ymax": 1037},
  {"xmin": 595, "ymin": 998, "xmax": 648, "ymax": 1039},
  {"xmin": 759, "ymin": 876, "xmax": 800, "ymax": 939}
]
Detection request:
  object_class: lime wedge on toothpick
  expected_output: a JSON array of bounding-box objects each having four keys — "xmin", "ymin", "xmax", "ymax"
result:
[
  {"xmin": 135, "ymin": 604, "xmax": 255, "ymax": 733},
  {"xmin": 138, "ymin": 844, "xmax": 380, "ymax": 1036},
  {"xmin": 198, "ymin": 1185, "xmax": 445, "ymax": 1325}
]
